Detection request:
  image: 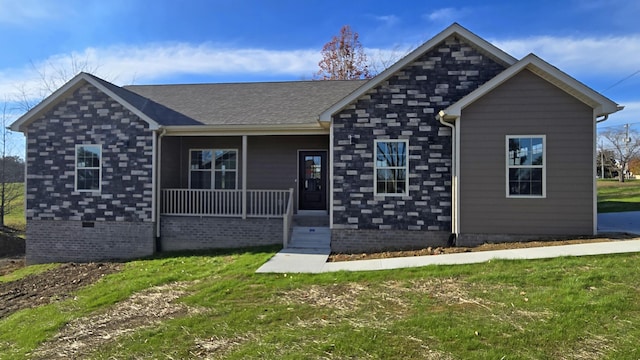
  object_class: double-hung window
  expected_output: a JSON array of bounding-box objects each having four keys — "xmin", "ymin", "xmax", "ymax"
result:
[
  {"xmin": 189, "ymin": 149, "xmax": 237, "ymax": 189},
  {"xmin": 76, "ymin": 144, "xmax": 102, "ymax": 192},
  {"xmin": 506, "ymin": 136, "xmax": 545, "ymax": 197},
  {"xmin": 374, "ymin": 140, "xmax": 408, "ymax": 196}
]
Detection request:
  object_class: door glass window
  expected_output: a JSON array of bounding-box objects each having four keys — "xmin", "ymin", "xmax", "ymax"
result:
[{"xmin": 304, "ymin": 155, "xmax": 322, "ymax": 191}]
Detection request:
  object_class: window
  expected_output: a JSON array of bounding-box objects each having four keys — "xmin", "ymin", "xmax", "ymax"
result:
[
  {"xmin": 374, "ymin": 140, "xmax": 408, "ymax": 196},
  {"xmin": 189, "ymin": 149, "xmax": 237, "ymax": 189},
  {"xmin": 76, "ymin": 145, "xmax": 101, "ymax": 192},
  {"xmin": 506, "ymin": 136, "xmax": 545, "ymax": 197}
]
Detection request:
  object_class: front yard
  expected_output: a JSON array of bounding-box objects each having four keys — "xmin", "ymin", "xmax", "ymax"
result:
[{"xmin": 1, "ymin": 248, "xmax": 639, "ymax": 359}]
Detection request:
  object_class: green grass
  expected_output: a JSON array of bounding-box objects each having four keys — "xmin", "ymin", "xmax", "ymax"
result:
[
  {"xmin": 1, "ymin": 248, "xmax": 640, "ymax": 359},
  {"xmin": 597, "ymin": 179, "xmax": 640, "ymax": 212},
  {"xmin": 3, "ymin": 182, "xmax": 25, "ymax": 231}
]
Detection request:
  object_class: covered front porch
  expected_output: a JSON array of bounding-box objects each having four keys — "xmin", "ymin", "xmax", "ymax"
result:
[{"xmin": 156, "ymin": 133, "xmax": 329, "ymax": 250}]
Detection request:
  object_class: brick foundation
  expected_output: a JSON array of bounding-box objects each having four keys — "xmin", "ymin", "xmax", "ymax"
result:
[
  {"xmin": 26, "ymin": 220, "xmax": 155, "ymax": 264},
  {"xmin": 331, "ymin": 229, "xmax": 449, "ymax": 253},
  {"xmin": 160, "ymin": 216, "xmax": 283, "ymax": 251}
]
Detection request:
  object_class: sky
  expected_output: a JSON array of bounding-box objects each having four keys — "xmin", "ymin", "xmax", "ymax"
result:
[{"xmin": 1, "ymin": 0, "xmax": 639, "ymax": 156}]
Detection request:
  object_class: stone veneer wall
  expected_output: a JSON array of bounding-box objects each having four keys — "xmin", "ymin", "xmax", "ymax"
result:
[
  {"xmin": 160, "ymin": 216, "xmax": 282, "ymax": 251},
  {"xmin": 331, "ymin": 35, "xmax": 506, "ymax": 252},
  {"xmin": 25, "ymin": 83, "xmax": 155, "ymax": 263}
]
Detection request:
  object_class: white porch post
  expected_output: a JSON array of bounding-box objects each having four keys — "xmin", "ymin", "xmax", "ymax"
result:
[{"xmin": 242, "ymin": 135, "xmax": 248, "ymax": 219}]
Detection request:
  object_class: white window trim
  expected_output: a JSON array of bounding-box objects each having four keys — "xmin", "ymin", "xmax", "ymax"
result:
[
  {"xmin": 374, "ymin": 139, "xmax": 409, "ymax": 197},
  {"xmin": 188, "ymin": 148, "xmax": 239, "ymax": 190},
  {"xmin": 505, "ymin": 135, "xmax": 546, "ymax": 198},
  {"xmin": 75, "ymin": 144, "xmax": 102, "ymax": 193}
]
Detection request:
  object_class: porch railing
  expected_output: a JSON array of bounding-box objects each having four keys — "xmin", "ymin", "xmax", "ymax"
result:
[
  {"xmin": 161, "ymin": 188, "xmax": 293, "ymax": 218},
  {"xmin": 282, "ymin": 188, "xmax": 294, "ymax": 248}
]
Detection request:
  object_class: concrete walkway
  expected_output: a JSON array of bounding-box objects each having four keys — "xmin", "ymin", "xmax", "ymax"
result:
[{"xmin": 256, "ymin": 211, "xmax": 640, "ymax": 274}]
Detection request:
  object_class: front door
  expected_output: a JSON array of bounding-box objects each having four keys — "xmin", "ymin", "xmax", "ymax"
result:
[{"xmin": 298, "ymin": 151, "xmax": 327, "ymax": 210}]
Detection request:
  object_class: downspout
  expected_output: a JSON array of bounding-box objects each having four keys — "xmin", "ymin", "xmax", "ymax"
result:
[
  {"xmin": 155, "ymin": 128, "xmax": 167, "ymax": 245},
  {"xmin": 438, "ymin": 111, "xmax": 458, "ymax": 244},
  {"xmin": 593, "ymin": 113, "xmax": 608, "ymax": 235}
]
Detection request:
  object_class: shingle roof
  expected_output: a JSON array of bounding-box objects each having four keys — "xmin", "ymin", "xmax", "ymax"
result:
[
  {"xmin": 125, "ymin": 79, "xmax": 368, "ymax": 126},
  {"xmin": 86, "ymin": 74, "xmax": 202, "ymax": 126}
]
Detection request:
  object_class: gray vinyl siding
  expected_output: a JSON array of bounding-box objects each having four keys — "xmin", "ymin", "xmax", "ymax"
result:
[
  {"xmin": 247, "ymin": 135, "xmax": 328, "ymax": 211},
  {"xmin": 161, "ymin": 136, "xmax": 243, "ymax": 189},
  {"xmin": 160, "ymin": 135, "xmax": 328, "ymax": 212},
  {"xmin": 459, "ymin": 70, "xmax": 595, "ymax": 235}
]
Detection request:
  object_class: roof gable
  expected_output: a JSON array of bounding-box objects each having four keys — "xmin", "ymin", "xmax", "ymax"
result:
[
  {"xmin": 439, "ymin": 54, "xmax": 622, "ymax": 119},
  {"xmin": 318, "ymin": 23, "xmax": 518, "ymax": 122}
]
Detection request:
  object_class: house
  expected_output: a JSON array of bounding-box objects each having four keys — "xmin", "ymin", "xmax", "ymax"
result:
[{"xmin": 10, "ymin": 23, "xmax": 622, "ymax": 264}]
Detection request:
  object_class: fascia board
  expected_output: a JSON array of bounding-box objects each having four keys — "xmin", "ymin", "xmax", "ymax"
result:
[
  {"xmin": 82, "ymin": 75, "xmax": 161, "ymax": 130},
  {"xmin": 442, "ymin": 54, "xmax": 622, "ymax": 118},
  {"xmin": 10, "ymin": 72, "xmax": 88, "ymax": 132},
  {"xmin": 10, "ymin": 73, "xmax": 162, "ymax": 133}
]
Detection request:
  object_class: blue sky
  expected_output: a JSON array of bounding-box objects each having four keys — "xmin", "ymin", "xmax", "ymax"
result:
[{"xmin": 1, "ymin": 0, "xmax": 639, "ymax": 155}]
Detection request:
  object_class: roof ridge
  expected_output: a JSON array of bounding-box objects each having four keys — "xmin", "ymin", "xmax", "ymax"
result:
[{"xmin": 124, "ymin": 78, "xmax": 369, "ymax": 89}]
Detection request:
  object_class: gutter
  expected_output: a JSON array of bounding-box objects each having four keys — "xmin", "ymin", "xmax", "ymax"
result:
[{"xmin": 437, "ymin": 111, "xmax": 459, "ymax": 243}]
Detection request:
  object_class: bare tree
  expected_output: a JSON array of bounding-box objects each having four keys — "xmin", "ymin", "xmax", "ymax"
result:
[
  {"xmin": 596, "ymin": 145, "xmax": 616, "ymax": 179},
  {"xmin": 368, "ymin": 43, "xmax": 416, "ymax": 75},
  {"xmin": 0, "ymin": 101, "xmax": 24, "ymax": 228},
  {"xmin": 316, "ymin": 25, "xmax": 372, "ymax": 80},
  {"xmin": 15, "ymin": 53, "xmax": 99, "ymax": 112},
  {"xmin": 600, "ymin": 125, "xmax": 640, "ymax": 182}
]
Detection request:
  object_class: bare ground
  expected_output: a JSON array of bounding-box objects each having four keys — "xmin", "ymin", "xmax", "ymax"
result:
[
  {"xmin": 0, "ymin": 261, "xmax": 123, "ymax": 319},
  {"xmin": 29, "ymin": 281, "xmax": 204, "ymax": 359},
  {"xmin": 328, "ymin": 233, "xmax": 638, "ymax": 262}
]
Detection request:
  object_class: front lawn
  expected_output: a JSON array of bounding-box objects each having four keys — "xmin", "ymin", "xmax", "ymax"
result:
[{"xmin": 1, "ymin": 248, "xmax": 639, "ymax": 359}]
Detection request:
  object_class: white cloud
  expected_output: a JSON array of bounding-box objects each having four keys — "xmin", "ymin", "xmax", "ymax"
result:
[
  {"xmin": 425, "ymin": 8, "xmax": 457, "ymax": 22},
  {"xmin": 492, "ymin": 35, "xmax": 640, "ymax": 76},
  {"xmin": 424, "ymin": 7, "xmax": 473, "ymax": 23},
  {"xmin": 0, "ymin": 43, "xmax": 322, "ymax": 104},
  {"xmin": 370, "ymin": 14, "xmax": 399, "ymax": 26}
]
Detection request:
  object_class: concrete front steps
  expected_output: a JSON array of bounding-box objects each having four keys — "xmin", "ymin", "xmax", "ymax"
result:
[
  {"xmin": 288, "ymin": 226, "xmax": 330, "ymax": 250},
  {"xmin": 256, "ymin": 214, "xmax": 331, "ymax": 273}
]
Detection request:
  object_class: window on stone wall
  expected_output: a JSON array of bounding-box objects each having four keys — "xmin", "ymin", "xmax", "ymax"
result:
[
  {"xmin": 374, "ymin": 140, "xmax": 408, "ymax": 196},
  {"xmin": 76, "ymin": 145, "xmax": 102, "ymax": 192},
  {"xmin": 506, "ymin": 135, "xmax": 545, "ymax": 197},
  {"xmin": 190, "ymin": 149, "xmax": 237, "ymax": 189}
]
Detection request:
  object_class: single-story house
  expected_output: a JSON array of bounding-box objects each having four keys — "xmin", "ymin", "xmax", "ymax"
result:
[{"xmin": 11, "ymin": 23, "xmax": 622, "ymax": 264}]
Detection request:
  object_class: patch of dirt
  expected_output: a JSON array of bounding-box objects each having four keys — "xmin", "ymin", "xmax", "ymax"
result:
[
  {"xmin": 31, "ymin": 281, "xmax": 204, "ymax": 359},
  {"xmin": 328, "ymin": 234, "xmax": 637, "ymax": 262},
  {"xmin": 0, "ymin": 261, "xmax": 122, "ymax": 319},
  {"xmin": 192, "ymin": 334, "xmax": 255, "ymax": 359},
  {"xmin": 0, "ymin": 256, "xmax": 25, "ymax": 276}
]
